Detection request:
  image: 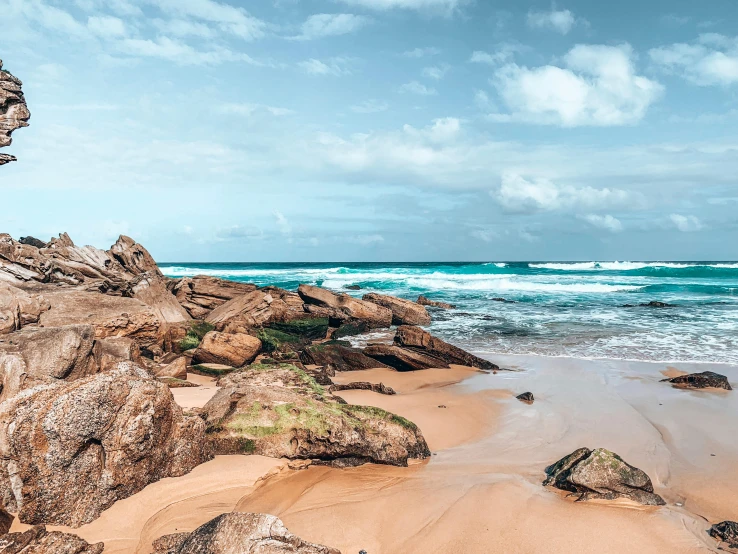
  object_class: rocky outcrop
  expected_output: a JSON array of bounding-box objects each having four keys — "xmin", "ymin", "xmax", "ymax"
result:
[
  {"xmin": 331, "ymin": 319, "xmax": 371, "ymax": 339},
  {"xmin": 156, "ymin": 356, "xmax": 188, "ymax": 380},
  {"xmin": 330, "ymin": 382, "xmax": 396, "ymax": 395},
  {"xmin": 193, "ymin": 331, "xmax": 261, "ymax": 368},
  {"xmin": 202, "ymin": 363, "xmax": 430, "ymax": 466},
  {"xmin": 0, "ymin": 283, "xmax": 50, "ymax": 334},
  {"xmin": 171, "ymin": 276, "xmax": 258, "ymax": 319},
  {"xmin": 543, "ymin": 448, "xmax": 665, "ymax": 506},
  {"xmin": 516, "ymin": 392, "xmax": 534, "ymax": 404},
  {"xmin": 0, "ymin": 506, "xmax": 11, "ymax": 535},
  {"xmin": 152, "ymin": 512, "xmax": 340, "ymax": 554},
  {"xmin": 363, "ymin": 293, "xmax": 431, "ymax": 326},
  {"xmin": 92, "ymin": 336, "xmax": 140, "ymax": 371},
  {"xmin": 206, "ymin": 290, "xmax": 274, "ymax": 330},
  {"xmin": 709, "ymin": 521, "xmax": 738, "ymax": 549},
  {"xmin": 364, "ymin": 326, "xmax": 498, "ymax": 371},
  {"xmin": 661, "ymin": 371, "xmax": 732, "ymax": 391},
  {"xmin": 299, "ymin": 341, "xmax": 389, "ymax": 372},
  {"xmin": 0, "ymin": 363, "xmax": 211, "ymax": 526},
  {"xmin": 298, "ymin": 285, "xmax": 392, "ymax": 329},
  {"xmin": 417, "ymin": 295, "xmax": 455, "ymax": 309},
  {"xmin": 0, "ymin": 60, "xmax": 30, "ymax": 166},
  {"xmin": 0, "ymin": 526, "xmax": 104, "ymax": 553}
]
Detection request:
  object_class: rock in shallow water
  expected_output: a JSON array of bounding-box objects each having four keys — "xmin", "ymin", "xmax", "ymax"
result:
[
  {"xmin": 661, "ymin": 371, "xmax": 732, "ymax": 391},
  {"xmin": 543, "ymin": 447, "xmax": 665, "ymax": 506},
  {"xmin": 416, "ymin": 295, "xmax": 455, "ymax": 309},
  {"xmin": 362, "ymin": 292, "xmax": 431, "ymax": 326}
]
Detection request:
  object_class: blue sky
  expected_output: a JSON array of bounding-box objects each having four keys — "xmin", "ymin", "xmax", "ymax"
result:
[{"xmin": 1, "ymin": 0, "xmax": 738, "ymax": 261}]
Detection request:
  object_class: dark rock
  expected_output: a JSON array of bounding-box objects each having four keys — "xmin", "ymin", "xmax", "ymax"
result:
[
  {"xmin": 363, "ymin": 292, "xmax": 431, "ymax": 326},
  {"xmin": 18, "ymin": 236, "xmax": 46, "ymax": 248},
  {"xmin": 330, "ymin": 382, "xmax": 396, "ymax": 395},
  {"xmin": 151, "ymin": 512, "xmax": 340, "ymax": 554},
  {"xmin": 393, "ymin": 325, "xmax": 498, "ymax": 370},
  {"xmin": 298, "ymin": 284, "xmax": 392, "ymax": 329},
  {"xmin": 417, "ymin": 295, "xmax": 455, "ymax": 310},
  {"xmin": 709, "ymin": 521, "xmax": 738, "ymax": 549},
  {"xmin": 623, "ymin": 301, "xmax": 676, "ymax": 308},
  {"xmin": 331, "ymin": 319, "xmax": 371, "ymax": 339},
  {"xmin": 363, "ymin": 343, "xmax": 450, "ymax": 372},
  {"xmin": 543, "ymin": 447, "xmax": 665, "ymax": 506},
  {"xmin": 661, "ymin": 371, "xmax": 732, "ymax": 391},
  {"xmin": 300, "ymin": 341, "xmax": 390, "ymax": 372},
  {"xmin": 491, "ymin": 297, "xmax": 516, "ymax": 303},
  {"xmin": 345, "ymin": 284, "xmax": 361, "ymax": 290},
  {"xmin": 516, "ymin": 392, "xmax": 534, "ymax": 404},
  {"xmin": 0, "ymin": 526, "xmax": 104, "ymax": 553},
  {"xmin": 0, "ymin": 505, "xmax": 11, "ymax": 535}
]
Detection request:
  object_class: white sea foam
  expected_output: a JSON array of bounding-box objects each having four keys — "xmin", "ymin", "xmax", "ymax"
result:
[{"xmin": 530, "ymin": 261, "xmax": 738, "ymax": 271}]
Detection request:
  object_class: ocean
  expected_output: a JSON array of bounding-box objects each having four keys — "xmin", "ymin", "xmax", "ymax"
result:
[{"xmin": 160, "ymin": 262, "xmax": 738, "ymax": 365}]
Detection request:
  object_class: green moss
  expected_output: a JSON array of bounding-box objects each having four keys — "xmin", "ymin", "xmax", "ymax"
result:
[
  {"xmin": 342, "ymin": 404, "xmax": 419, "ymax": 430},
  {"xmin": 179, "ymin": 321, "xmax": 216, "ymax": 351},
  {"xmin": 267, "ymin": 318, "xmax": 329, "ymax": 340},
  {"xmin": 179, "ymin": 335, "xmax": 201, "ymax": 351},
  {"xmin": 242, "ymin": 362, "xmax": 325, "ymax": 398},
  {"xmin": 257, "ymin": 328, "xmax": 301, "ymax": 353},
  {"xmin": 225, "ymin": 399, "xmax": 342, "ymax": 438}
]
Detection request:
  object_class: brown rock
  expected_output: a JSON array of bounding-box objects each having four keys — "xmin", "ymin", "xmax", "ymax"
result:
[
  {"xmin": 394, "ymin": 325, "xmax": 498, "ymax": 370},
  {"xmin": 661, "ymin": 371, "xmax": 732, "ymax": 391},
  {"xmin": 0, "ymin": 60, "xmax": 30, "ymax": 166},
  {"xmin": 363, "ymin": 292, "xmax": 431, "ymax": 325},
  {"xmin": 330, "ymin": 382, "xmax": 396, "ymax": 395},
  {"xmin": 298, "ymin": 284, "xmax": 392, "ymax": 329},
  {"xmin": 0, "ymin": 283, "xmax": 50, "ymax": 334},
  {"xmin": 300, "ymin": 341, "xmax": 391, "ymax": 372},
  {"xmin": 156, "ymin": 357, "xmax": 188, "ymax": 380},
  {"xmin": 129, "ymin": 272, "xmax": 190, "ymax": 325},
  {"xmin": 363, "ymin": 343, "xmax": 450, "ymax": 372},
  {"xmin": 0, "ymin": 363, "xmax": 211, "ymax": 526},
  {"xmin": 171, "ymin": 276, "xmax": 258, "ymax": 319},
  {"xmin": 0, "ymin": 505, "xmax": 11, "ymax": 535},
  {"xmin": 193, "ymin": 331, "xmax": 261, "ymax": 368},
  {"xmin": 92, "ymin": 336, "xmax": 141, "ymax": 372},
  {"xmin": 417, "ymin": 295, "xmax": 456, "ymax": 309},
  {"xmin": 0, "ymin": 525, "xmax": 104, "ymax": 553},
  {"xmin": 206, "ymin": 290, "xmax": 273, "ymax": 330},
  {"xmin": 108, "ymin": 235, "xmax": 160, "ymax": 276},
  {"xmin": 152, "ymin": 512, "xmax": 340, "ymax": 554}
]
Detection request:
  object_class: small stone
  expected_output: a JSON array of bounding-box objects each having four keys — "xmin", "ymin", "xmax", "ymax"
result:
[
  {"xmin": 516, "ymin": 392, "xmax": 534, "ymax": 404},
  {"xmin": 438, "ymin": 405, "xmax": 447, "ymax": 408}
]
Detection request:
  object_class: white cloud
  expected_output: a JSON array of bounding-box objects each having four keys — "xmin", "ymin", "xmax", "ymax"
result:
[
  {"xmin": 294, "ymin": 13, "xmax": 370, "ymax": 40},
  {"xmin": 349, "ymin": 234, "xmax": 385, "ymax": 245},
  {"xmin": 471, "ymin": 229, "xmax": 497, "ymax": 242},
  {"xmin": 337, "ymin": 0, "xmax": 466, "ymax": 14},
  {"xmin": 650, "ymin": 34, "xmax": 738, "ymax": 86},
  {"xmin": 274, "ymin": 211, "xmax": 292, "ymax": 236},
  {"xmin": 217, "ymin": 103, "xmax": 294, "ymax": 116},
  {"xmin": 670, "ymin": 214, "xmax": 703, "ymax": 232},
  {"xmin": 403, "ymin": 47, "xmax": 441, "ymax": 58},
  {"xmin": 474, "ymin": 89, "xmax": 491, "ymax": 109},
  {"xmin": 492, "ymin": 44, "xmax": 663, "ymax": 126},
  {"xmin": 152, "ymin": 18, "xmax": 217, "ymax": 38},
  {"xmin": 87, "ymin": 15, "xmax": 127, "ymax": 38},
  {"xmin": 469, "ymin": 44, "xmax": 522, "ymax": 66},
  {"xmin": 399, "ymin": 81, "xmax": 437, "ymax": 95},
  {"xmin": 495, "ymin": 173, "xmax": 635, "ymax": 214},
  {"xmin": 118, "ymin": 37, "xmax": 260, "ymax": 65},
  {"xmin": 422, "ymin": 64, "xmax": 450, "ymax": 80},
  {"xmin": 298, "ymin": 57, "xmax": 353, "ymax": 76},
  {"xmin": 581, "ymin": 214, "xmax": 623, "ymax": 232},
  {"xmin": 526, "ymin": 7, "xmax": 582, "ymax": 35},
  {"xmin": 350, "ymin": 100, "xmax": 389, "ymax": 113},
  {"xmin": 403, "ymin": 117, "xmax": 461, "ymax": 143}
]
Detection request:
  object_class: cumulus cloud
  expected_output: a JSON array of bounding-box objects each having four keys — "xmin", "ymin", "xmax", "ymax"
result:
[
  {"xmin": 469, "ymin": 44, "xmax": 523, "ymax": 66},
  {"xmin": 87, "ymin": 15, "xmax": 127, "ymax": 37},
  {"xmin": 118, "ymin": 37, "xmax": 260, "ymax": 65},
  {"xmin": 491, "ymin": 44, "xmax": 663, "ymax": 126},
  {"xmin": 670, "ymin": 214, "xmax": 703, "ymax": 232},
  {"xmin": 650, "ymin": 34, "xmax": 738, "ymax": 86},
  {"xmin": 298, "ymin": 57, "xmax": 353, "ymax": 76},
  {"xmin": 422, "ymin": 64, "xmax": 450, "ymax": 80},
  {"xmin": 293, "ymin": 13, "xmax": 370, "ymax": 40},
  {"xmin": 495, "ymin": 173, "xmax": 635, "ymax": 214},
  {"xmin": 526, "ymin": 7, "xmax": 584, "ymax": 35},
  {"xmin": 580, "ymin": 214, "xmax": 623, "ymax": 232},
  {"xmin": 399, "ymin": 81, "xmax": 437, "ymax": 95}
]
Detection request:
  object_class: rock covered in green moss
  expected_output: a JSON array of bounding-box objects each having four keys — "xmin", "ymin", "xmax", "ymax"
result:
[
  {"xmin": 543, "ymin": 448, "xmax": 665, "ymax": 506},
  {"xmin": 201, "ymin": 362, "xmax": 429, "ymax": 466}
]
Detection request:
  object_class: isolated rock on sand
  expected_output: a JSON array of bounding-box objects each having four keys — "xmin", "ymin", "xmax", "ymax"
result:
[
  {"xmin": 661, "ymin": 371, "xmax": 732, "ymax": 391},
  {"xmin": 330, "ymin": 382, "xmax": 396, "ymax": 395},
  {"xmin": 0, "ymin": 363, "xmax": 211, "ymax": 526},
  {"xmin": 152, "ymin": 512, "xmax": 340, "ymax": 554},
  {"xmin": 363, "ymin": 292, "xmax": 431, "ymax": 326},
  {"xmin": 0, "ymin": 526, "xmax": 104, "ymax": 553},
  {"xmin": 300, "ymin": 341, "xmax": 390, "ymax": 372},
  {"xmin": 516, "ymin": 392, "xmax": 534, "ymax": 404},
  {"xmin": 0, "ymin": 60, "xmax": 31, "ymax": 166},
  {"xmin": 709, "ymin": 521, "xmax": 738, "ymax": 549},
  {"xmin": 156, "ymin": 356, "xmax": 188, "ymax": 380},
  {"xmin": 193, "ymin": 331, "xmax": 261, "ymax": 368},
  {"xmin": 417, "ymin": 295, "xmax": 456, "ymax": 309},
  {"xmin": 0, "ymin": 283, "xmax": 50, "ymax": 334},
  {"xmin": 298, "ymin": 284, "xmax": 392, "ymax": 329},
  {"xmin": 202, "ymin": 363, "xmax": 430, "ymax": 466},
  {"xmin": 172, "ymin": 276, "xmax": 258, "ymax": 319},
  {"xmin": 543, "ymin": 447, "xmax": 665, "ymax": 506}
]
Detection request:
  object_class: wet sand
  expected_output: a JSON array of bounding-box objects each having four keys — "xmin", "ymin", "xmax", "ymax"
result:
[{"xmin": 22, "ymin": 356, "xmax": 736, "ymax": 553}]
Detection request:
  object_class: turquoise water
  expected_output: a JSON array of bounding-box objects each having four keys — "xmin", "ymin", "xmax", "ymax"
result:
[{"xmin": 160, "ymin": 262, "xmax": 738, "ymax": 364}]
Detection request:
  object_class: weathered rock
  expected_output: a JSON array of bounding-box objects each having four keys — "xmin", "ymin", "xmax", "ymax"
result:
[
  {"xmin": 0, "ymin": 505, "xmax": 11, "ymax": 535},
  {"xmin": 330, "ymin": 382, "xmax": 396, "ymax": 395},
  {"xmin": 363, "ymin": 343, "xmax": 449, "ymax": 371},
  {"xmin": 0, "ymin": 60, "xmax": 30, "ymax": 166},
  {"xmin": 417, "ymin": 295, "xmax": 456, "ymax": 309},
  {"xmin": 331, "ymin": 318, "xmax": 371, "ymax": 339},
  {"xmin": 0, "ymin": 283, "xmax": 50, "ymax": 334},
  {"xmin": 516, "ymin": 392, "xmax": 534, "ymax": 404},
  {"xmin": 151, "ymin": 512, "xmax": 340, "ymax": 554},
  {"xmin": 18, "ymin": 236, "xmax": 46, "ymax": 248},
  {"xmin": 543, "ymin": 447, "xmax": 665, "ymax": 506},
  {"xmin": 300, "ymin": 342, "xmax": 391, "ymax": 372},
  {"xmin": 0, "ymin": 525, "xmax": 104, "ymax": 553},
  {"xmin": 156, "ymin": 356, "xmax": 188, "ymax": 380},
  {"xmin": 129, "ymin": 272, "xmax": 190, "ymax": 326},
  {"xmin": 709, "ymin": 521, "xmax": 738, "ymax": 549},
  {"xmin": 202, "ymin": 363, "xmax": 430, "ymax": 466},
  {"xmin": 363, "ymin": 292, "xmax": 431, "ymax": 326},
  {"xmin": 298, "ymin": 285, "xmax": 392, "ymax": 329},
  {"xmin": 108, "ymin": 235, "xmax": 160, "ymax": 276},
  {"xmin": 661, "ymin": 371, "xmax": 732, "ymax": 391},
  {"xmin": 206, "ymin": 290, "xmax": 273, "ymax": 330},
  {"xmin": 0, "ymin": 363, "xmax": 211, "ymax": 526},
  {"xmin": 171, "ymin": 276, "xmax": 258, "ymax": 319},
  {"xmin": 193, "ymin": 331, "xmax": 261, "ymax": 368},
  {"xmin": 92, "ymin": 336, "xmax": 140, "ymax": 371}
]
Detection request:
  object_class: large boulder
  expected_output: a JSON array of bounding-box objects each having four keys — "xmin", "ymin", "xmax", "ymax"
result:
[
  {"xmin": 298, "ymin": 285, "xmax": 392, "ymax": 329},
  {"xmin": 363, "ymin": 343, "xmax": 450, "ymax": 372},
  {"xmin": 202, "ymin": 363, "xmax": 430, "ymax": 466},
  {"xmin": 543, "ymin": 447, "xmax": 665, "ymax": 506},
  {"xmin": 0, "ymin": 60, "xmax": 30, "ymax": 166},
  {"xmin": 661, "ymin": 371, "xmax": 732, "ymax": 391},
  {"xmin": 0, "ymin": 283, "xmax": 49, "ymax": 334},
  {"xmin": 0, "ymin": 526, "xmax": 104, "ymax": 553},
  {"xmin": 0, "ymin": 363, "xmax": 211, "ymax": 526},
  {"xmin": 129, "ymin": 272, "xmax": 191, "ymax": 326},
  {"xmin": 152, "ymin": 512, "xmax": 340, "ymax": 554},
  {"xmin": 171, "ymin": 276, "xmax": 258, "ymax": 319},
  {"xmin": 394, "ymin": 325, "xmax": 498, "ymax": 370},
  {"xmin": 92, "ymin": 336, "xmax": 141, "ymax": 372},
  {"xmin": 709, "ymin": 521, "xmax": 738, "ymax": 549},
  {"xmin": 206, "ymin": 290, "xmax": 274, "ymax": 330},
  {"xmin": 363, "ymin": 292, "xmax": 431, "ymax": 326},
  {"xmin": 155, "ymin": 356, "xmax": 188, "ymax": 380},
  {"xmin": 193, "ymin": 331, "xmax": 261, "ymax": 368},
  {"xmin": 301, "ymin": 341, "xmax": 391, "ymax": 372}
]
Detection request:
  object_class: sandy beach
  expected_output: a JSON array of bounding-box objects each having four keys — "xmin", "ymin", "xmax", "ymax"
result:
[{"xmin": 11, "ymin": 354, "xmax": 734, "ymax": 553}]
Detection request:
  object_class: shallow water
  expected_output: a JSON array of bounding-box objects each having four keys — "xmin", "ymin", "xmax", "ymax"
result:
[{"xmin": 161, "ymin": 261, "xmax": 738, "ymax": 364}]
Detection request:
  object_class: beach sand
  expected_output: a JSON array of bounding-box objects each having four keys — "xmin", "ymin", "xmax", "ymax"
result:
[{"xmin": 19, "ymin": 356, "xmax": 736, "ymax": 553}]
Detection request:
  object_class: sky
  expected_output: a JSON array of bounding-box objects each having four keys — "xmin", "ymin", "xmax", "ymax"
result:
[{"xmin": 1, "ymin": 0, "xmax": 738, "ymax": 262}]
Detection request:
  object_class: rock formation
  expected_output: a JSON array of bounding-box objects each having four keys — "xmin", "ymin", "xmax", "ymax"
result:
[
  {"xmin": 0, "ymin": 60, "xmax": 30, "ymax": 166},
  {"xmin": 155, "ymin": 356, "xmax": 188, "ymax": 380},
  {"xmin": 417, "ymin": 295, "xmax": 455, "ymax": 309},
  {"xmin": 193, "ymin": 331, "xmax": 261, "ymax": 368},
  {"xmin": 362, "ymin": 292, "xmax": 431, "ymax": 325},
  {"xmin": 709, "ymin": 521, "xmax": 738, "ymax": 549},
  {"xmin": 0, "ymin": 283, "xmax": 49, "ymax": 335},
  {"xmin": 0, "ymin": 506, "xmax": 11, "ymax": 535},
  {"xmin": 202, "ymin": 363, "xmax": 430, "ymax": 466},
  {"xmin": 543, "ymin": 447, "xmax": 665, "ymax": 505},
  {"xmin": 151, "ymin": 512, "xmax": 340, "ymax": 554},
  {"xmin": 298, "ymin": 284, "xmax": 392, "ymax": 329},
  {"xmin": 0, "ymin": 363, "xmax": 211, "ymax": 527},
  {"xmin": 0, "ymin": 526, "xmax": 104, "ymax": 553},
  {"xmin": 329, "ymin": 382, "xmax": 396, "ymax": 395},
  {"xmin": 171, "ymin": 276, "xmax": 258, "ymax": 319},
  {"xmin": 661, "ymin": 371, "xmax": 732, "ymax": 391},
  {"xmin": 300, "ymin": 341, "xmax": 390, "ymax": 372}
]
